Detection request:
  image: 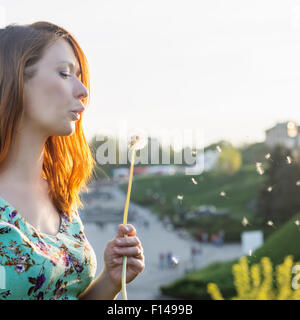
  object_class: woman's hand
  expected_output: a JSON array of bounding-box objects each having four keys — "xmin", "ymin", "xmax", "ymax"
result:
[{"xmin": 103, "ymin": 224, "xmax": 145, "ymax": 291}]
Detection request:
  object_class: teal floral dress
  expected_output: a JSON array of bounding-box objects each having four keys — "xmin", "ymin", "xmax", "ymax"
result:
[{"xmin": 0, "ymin": 197, "xmax": 97, "ymax": 300}]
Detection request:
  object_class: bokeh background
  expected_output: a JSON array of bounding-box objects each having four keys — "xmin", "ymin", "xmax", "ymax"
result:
[{"xmin": 2, "ymin": 0, "xmax": 300, "ymax": 300}]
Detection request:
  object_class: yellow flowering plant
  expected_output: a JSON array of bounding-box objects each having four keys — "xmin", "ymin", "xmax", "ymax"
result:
[{"xmin": 207, "ymin": 255, "xmax": 300, "ymax": 300}]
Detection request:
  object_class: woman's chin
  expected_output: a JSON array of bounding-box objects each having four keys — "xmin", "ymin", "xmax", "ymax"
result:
[{"xmin": 53, "ymin": 123, "xmax": 76, "ymax": 137}]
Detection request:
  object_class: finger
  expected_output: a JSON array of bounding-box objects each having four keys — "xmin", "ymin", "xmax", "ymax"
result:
[
  {"xmin": 113, "ymin": 245, "xmax": 143, "ymax": 257},
  {"xmin": 113, "ymin": 254, "xmax": 145, "ymax": 265},
  {"xmin": 116, "ymin": 224, "xmax": 136, "ymax": 238},
  {"xmin": 115, "ymin": 236, "xmax": 142, "ymax": 247},
  {"xmin": 126, "ymin": 256, "xmax": 145, "ymax": 270},
  {"xmin": 113, "ymin": 256, "xmax": 145, "ymax": 271}
]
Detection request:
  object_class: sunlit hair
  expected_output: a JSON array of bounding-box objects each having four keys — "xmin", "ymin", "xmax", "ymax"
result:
[{"xmin": 0, "ymin": 21, "xmax": 97, "ymax": 222}]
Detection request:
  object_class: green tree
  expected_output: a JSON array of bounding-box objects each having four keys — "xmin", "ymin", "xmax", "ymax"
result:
[
  {"xmin": 240, "ymin": 142, "xmax": 271, "ymax": 166},
  {"xmin": 204, "ymin": 140, "xmax": 232, "ymax": 152},
  {"xmin": 255, "ymin": 145, "xmax": 300, "ymax": 225},
  {"xmin": 216, "ymin": 146, "xmax": 242, "ymax": 175}
]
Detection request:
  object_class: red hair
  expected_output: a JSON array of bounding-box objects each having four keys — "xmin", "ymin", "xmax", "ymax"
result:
[{"xmin": 0, "ymin": 21, "xmax": 96, "ymax": 222}]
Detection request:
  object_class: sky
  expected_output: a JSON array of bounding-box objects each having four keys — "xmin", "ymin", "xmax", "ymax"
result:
[{"xmin": 1, "ymin": 0, "xmax": 300, "ymax": 148}]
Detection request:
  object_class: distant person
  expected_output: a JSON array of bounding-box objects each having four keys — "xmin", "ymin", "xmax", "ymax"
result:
[
  {"xmin": 144, "ymin": 220, "xmax": 149, "ymax": 229},
  {"xmin": 219, "ymin": 229, "xmax": 225, "ymax": 239},
  {"xmin": 190, "ymin": 246, "xmax": 197, "ymax": 269},
  {"xmin": 159, "ymin": 252, "xmax": 165, "ymax": 269},
  {"xmin": 216, "ymin": 230, "xmax": 224, "ymax": 247},
  {"xmin": 210, "ymin": 234, "xmax": 218, "ymax": 244},
  {"xmin": 162, "ymin": 216, "xmax": 169, "ymax": 228},
  {"xmin": 167, "ymin": 251, "xmax": 173, "ymax": 268},
  {"xmin": 197, "ymin": 230, "xmax": 203, "ymax": 242},
  {"xmin": 215, "ymin": 236, "xmax": 223, "ymax": 247},
  {"xmin": 202, "ymin": 232, "xmax": 208, "ymax": 243}
]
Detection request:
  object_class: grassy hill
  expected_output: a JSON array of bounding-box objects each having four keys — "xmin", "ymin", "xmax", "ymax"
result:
[
  {"xmin": 119, "ymin": 164, "xmax": 270, "ymax": 242},
  {"xmin": 120, "ymin": 164, "xmax": 264, "ymax": 221},
  {"xmin": 160, "ymin": 211, "xmax": 300, "ymax": 299}
]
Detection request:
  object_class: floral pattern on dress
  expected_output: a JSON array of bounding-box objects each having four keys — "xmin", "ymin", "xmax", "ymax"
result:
[{"xmin": 0, "ymin": 200, "xmax": 97, "ymax": 300}]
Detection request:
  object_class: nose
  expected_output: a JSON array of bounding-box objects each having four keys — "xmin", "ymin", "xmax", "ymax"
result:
[{"xmin": 75, "ymin": 79, "xmax": 89, "ymax": 101}]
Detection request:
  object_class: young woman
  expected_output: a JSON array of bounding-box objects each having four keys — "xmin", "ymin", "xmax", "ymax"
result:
[{"xmin": 0, "ymin": 21, "xmax": 144, "ymax": 300}]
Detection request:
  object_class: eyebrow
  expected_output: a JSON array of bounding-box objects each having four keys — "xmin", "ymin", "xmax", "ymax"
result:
[{"xmin": 57, "ymin": 60, "xmax": 81, "ymax": 76}]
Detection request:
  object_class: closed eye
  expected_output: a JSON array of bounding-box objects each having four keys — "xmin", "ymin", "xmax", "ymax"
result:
[{"xmin": 60, "ymin": 71, "xmax": 71, "ymax": 79}]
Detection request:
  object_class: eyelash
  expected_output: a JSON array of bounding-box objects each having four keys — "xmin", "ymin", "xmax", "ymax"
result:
[{"xmin": 60, "ymin": 72, "xmax": 71, "ymax": 79}]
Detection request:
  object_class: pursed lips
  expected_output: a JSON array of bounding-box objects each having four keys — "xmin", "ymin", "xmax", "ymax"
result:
[
  {"xmin": 70, "ymin": 106, "xmax": 84, "ymax": 121},
  {"xmin": 71, "ymin": 111, "xmax": 81, "ymax": 121}
]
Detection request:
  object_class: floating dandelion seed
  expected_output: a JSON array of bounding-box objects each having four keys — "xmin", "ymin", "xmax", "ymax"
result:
[
  {"xmin": 216, "ymin": 146, "xmax": 222, "ymax": 153},
  {"xmin": 192, "ymin": 150, "xmax": 197, "ymax": 156},
  {"xmin": 287, "ymin": 156, "xmax": 292, "ymax": 164},
  {"xmin": 220, "ymin": 191, "xmax": 226, "ymax": 197},
  {"xmin": 191, "ymin": 178, "xmax": 198, "ymax": 185},
  {"xmin": 297, "ymin": 181, "xmax": 300, "ymax": 186},
  {"xmin": 265, "ymin": 153, "xmax": 271, "ymax": 160},
  {"xmin": 248, "ymin": 249, "xmax": 256, "ymax": 257},
  {"xmin": 256, "ymin": 162, "xmax": 264, "ymax": 175},
  {"xmin": 267, "ymin": 220, "xmax": 276, "ymax": 228},
  {"xmin": 267, "ymin": 186, "xmax": 273, "ymax": 192},
  {"xmin": 295, "ymin": 220, "xmax": 300, "ymax": 226},
  {"xmin": 177, "ymin": 195, "xmax": 183, "ymax": 200},
  {"xmin": 171, "ymin": 257, "xmax": 179, "ymax": 265},
  {"xmin": 242, "ymin": 217, "xmax": 249, "ymax": 227}
]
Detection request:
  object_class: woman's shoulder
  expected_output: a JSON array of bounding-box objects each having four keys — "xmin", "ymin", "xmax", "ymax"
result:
[
  {"xmin": 0, "ymin": 202, "xmax": 21, "ymax": 231},
  {"xmin": 0, "ymin": 217, "xmax": 24, "ymax": 248},
  {"xmin": 65, "ymin": 209, "xmax": 85, "ymax": 232}
]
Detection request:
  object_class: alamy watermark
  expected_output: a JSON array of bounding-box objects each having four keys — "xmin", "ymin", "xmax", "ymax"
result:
[
  {"xmin": 94, "ymin": 121, "xmax": 205, "ymax": 175},
  {"xmin": 292, "ymin": 264, "xmax": 300, "ymax": 290}
]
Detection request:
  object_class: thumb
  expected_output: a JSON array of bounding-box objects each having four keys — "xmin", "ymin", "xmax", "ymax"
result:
[{"xmin": 116, "ymin": 224, "xmax": 136, "ymax": 238}]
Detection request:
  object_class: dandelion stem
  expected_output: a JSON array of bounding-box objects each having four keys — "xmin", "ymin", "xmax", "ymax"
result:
[{"xmin": 121, "ymin": 145, "xmax": 136, "ymax": 300}]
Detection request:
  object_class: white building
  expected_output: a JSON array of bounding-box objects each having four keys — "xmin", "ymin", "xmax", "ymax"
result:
[
  {"xmin": 204, "ymin": 149, "xmax": 219, "ymax": 171},
  {"xmin": 265, "ymin": 121, "xmax": 300, "ymax": 149},
  {"xmin": 184, "ymin": 149, "xmax": 219, "ymax": 175}
]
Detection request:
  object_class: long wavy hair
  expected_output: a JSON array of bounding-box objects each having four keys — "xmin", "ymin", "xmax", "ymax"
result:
[{"xmin": 0, "ymin": 21, "xmax": 97, "ymax": 222}]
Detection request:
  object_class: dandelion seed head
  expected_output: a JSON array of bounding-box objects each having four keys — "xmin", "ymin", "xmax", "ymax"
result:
[
  {"xmin": 177, "ymin": 195, "xmax": 183, "ymax": 200},
  {"xmin": 128, "ymin": 131, "xmax": 148, "ymax": 150},
  {"xmin": 297, "ymin": 181, "xmax": 300, "ymax": 186},
  {"xmin": 267, "ymin": 186, "xmax": 273, "ymax": 192},
  {"xmin": 220, "ymin": 191, "xmax": 226, "ymax": 197},
  {"xmin": 295, "ymin": 220, "xmax": 300, "ymax": 226},
  {"xmin": 267, "ymin": 220, "xmax": 274, "ymax": 227},
  {"xmin": 265, "ymin": 153, "xmax": 271, "ymax": 160}
]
